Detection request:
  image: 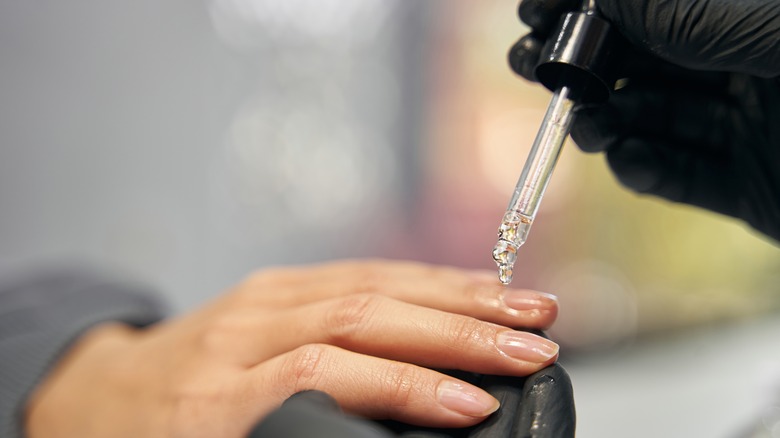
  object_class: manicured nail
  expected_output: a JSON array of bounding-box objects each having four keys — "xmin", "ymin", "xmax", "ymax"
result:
[
  {"xmin": 496, "ymin": 331, "xmax": 559, "ymax": 363},
  {"xmin": 502, "ymin": 290, "xmax": 557, "ymax": 311},
  {"xmin": 437, "ymin": 380, "xmax": 500, "ymax": 417}
]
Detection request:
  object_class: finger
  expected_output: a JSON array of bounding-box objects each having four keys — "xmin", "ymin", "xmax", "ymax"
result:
[
  {"xmin": 240, "ymin": 260, "xmax": 558, "ymax": 330},
  {"xmin": 570, "ymin": 104, "xmax": 623, "ymax": 154},
  {"xmin": 514, "ymin": 364, "xmax": 576, "ymax": 438},
  {"xmin": 508, "ymin": 33, "xmax": 544, "ymax": 81},
  {"xmin": 248, "ymin": 344, "xmax": 502, "ymax": 428},
  {"xmin": 518, "ymin": 0, "xmax": 580, "ymax": 37},
  {"xmin": 220, "ymin": 294, "xmax": 559, "ymax": 375},
  {"xmin": 596, "ymin": 0, "xmax": 780, "ymax": 78},
  {"xmin": 605, "ymin": 137, "xmax": 740, "ymax": 217},
  {"xmin": 464, "ymin": 364, "xmax": 575, "ymax": 438},
  {"xmin": 571, "ymin": 77, "xmax": 734, "ymax": 155}
]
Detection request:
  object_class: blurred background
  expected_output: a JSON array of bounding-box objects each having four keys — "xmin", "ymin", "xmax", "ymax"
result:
[{"xmin": 0, "ymin": 0, "xmax": 779, "ymax": 436}]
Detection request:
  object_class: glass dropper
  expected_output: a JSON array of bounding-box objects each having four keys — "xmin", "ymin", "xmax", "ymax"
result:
[
  {"xmin": 493, "ymin": 0, "xmax": 621, "ymax": 285},
  {"xmin": 491, "ymin": 85, "xmax": 576, "ymax": 285}
]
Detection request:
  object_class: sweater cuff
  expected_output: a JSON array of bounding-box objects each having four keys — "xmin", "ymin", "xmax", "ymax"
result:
[{"xmin": 0, "ymin": 267, "xmax": 167, "ymax": 438}]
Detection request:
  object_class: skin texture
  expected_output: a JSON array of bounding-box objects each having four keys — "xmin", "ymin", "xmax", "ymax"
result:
[{"xmin": 24, "ymin": 259, "xmax": 559, "ymax": 438}]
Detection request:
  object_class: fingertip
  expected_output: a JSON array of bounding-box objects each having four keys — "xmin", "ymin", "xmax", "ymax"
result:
[
  {"xmin": 571, "ymin": 105, "xmax": 622, "ymax": 153},
  {"xmin": 463, "ymin": 276, "xmax": 558, "ymax": 329},
  {"xmin": 495, "ymin": 330, "xmax": 559, "ymax": 367},
  {"xmin": 502, "ymin": 290, "xmax": 558, "ymax": 312},
  {"xmin": 518, "ymin": 0, "xmax": 581, "ymax": 36},
  {"xmin": 502, "ymin": 290, "xmax": 558, "ymax": 329},
  {"xmin": 535, "ymin": 307, "xmax": 559, "ymax": 331},
  {"xmin": 517, "ymin": 0, "xmax": 548, "ymax": 33},
  {"xmin": 508, "ymin": 34, "xmax": 543, "ymax": 81},
  {"xmin": 606, "ymin": 139, "xmax": 666, "ymax": 193},
  {"xmin": 436, "ymin": 379, "xmax": 500, "ymax": 420}
]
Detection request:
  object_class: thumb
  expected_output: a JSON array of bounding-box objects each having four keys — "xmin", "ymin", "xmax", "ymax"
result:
[{"xmin": 596, "ymin": 0, "xmax": 780, "ymax": 78}]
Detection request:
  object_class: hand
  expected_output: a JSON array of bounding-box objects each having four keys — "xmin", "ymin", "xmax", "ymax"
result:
[
  {"xmin": 24, "ymin": 260, "xmax": 559, "ymax": 437},
  {"xmin": 509, "ymin": 0, "xmax": 780, "ymax": 241}
]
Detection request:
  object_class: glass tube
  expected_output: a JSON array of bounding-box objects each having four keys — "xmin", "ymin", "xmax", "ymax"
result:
[{"xmin": 492, "ymin": 85, "xmax": 577, "ymax": 285}]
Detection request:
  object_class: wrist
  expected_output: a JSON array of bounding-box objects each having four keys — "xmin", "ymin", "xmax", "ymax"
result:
[{"xmin": 24, "ymin": 323, "xmax": 144, "ymax": 437}]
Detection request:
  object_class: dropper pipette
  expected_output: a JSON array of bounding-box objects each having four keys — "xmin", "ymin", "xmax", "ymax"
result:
[
  {"xmin": 492, "ymin": 0, "xmax": 621, "ymax": 285},
  {"xmin": 492, "ymin": 86, "xmax": 576, "ymax": 284}
]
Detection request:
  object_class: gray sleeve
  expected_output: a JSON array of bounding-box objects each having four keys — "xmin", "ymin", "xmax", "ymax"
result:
[{"xmin": 0, "ymin": 266, "xmax": 167, "ymax": 438}]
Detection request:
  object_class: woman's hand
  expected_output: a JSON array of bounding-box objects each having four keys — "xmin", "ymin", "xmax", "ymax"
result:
[{"xmin": 25, "ymin": 259, "xmax": 559, "ymax": 438}]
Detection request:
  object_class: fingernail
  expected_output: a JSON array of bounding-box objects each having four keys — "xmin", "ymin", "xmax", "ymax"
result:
[
  {"xmin": 502, "ymin": 290, "xmax": 557, "ymax": 311},
  {"xmin": 437, "ymin": 380, "xmax": 500, "ymax": 417},
  {"xmin": 496, "ymin": 331, "xmax": 559, "ymax": 363}
]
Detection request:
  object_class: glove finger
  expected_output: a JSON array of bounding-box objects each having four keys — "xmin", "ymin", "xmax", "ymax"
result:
[
  {"xmin": 570, "ymin": 104, "xmax": 623, "ymax": 153},
  {"xmin": 514, "ymin": 364, "xmax": 575, "ymax": 438},
  {"xmin": 518, "ymin": 0, "xmax": 581, "ymax": 37},
  {"xmin": 466, "ymin": 363, "xmax": 575, "ymax": 438},
  {"xmin": 508, "ymin": 33, "xmax": 545, "ymax": 81},
  {"xmin": 596, "ymin": 0, "xmax": 780, "ymax": 78},
  {"xmin": 464, "ymin": 375, "xmax": 524, "ymax": 437},
  {"xmin": 571, "ymin": 76, "xmax": 735, "ymax": 156},
  {"xmin": 606, "ymin": 137, "xmax": 739, "ymax": 218},
  {"xmin": 249, "ymin": 391, "xmax": 394, "ymax": 438},
  {"xmin": 626, "ymin": 60, "xmax": 732, "ymax": 89}
]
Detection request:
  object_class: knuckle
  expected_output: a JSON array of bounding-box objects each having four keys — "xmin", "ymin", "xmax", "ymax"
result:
[
  {"xmin": 243, "ymin": 267, "xmax": 287, "ymax": 289},
  {"xmin": 323, "ymin": 293, "xmax": 383, "ymax": 342},
  {"xmin": 380, "ymin": 362, "xmax": 424, "ymax": 409},
  {"xmin": 243, "ymin": 267, "xmax": 276, "ymax": 286},
  {"xmin": 199, "ymin": 315, "xmax": 239, "ymax": 352},
  {"xmin": 228, "ymin": 272, "xmax": 273, "ymax": 304},
  {"xmin": 244, "ymin": 265, "xmax": 305, "ymax": 287},
  {"xmin": 283, "ymin": 344, "xmax": 330, "ymax": 392},
  {"xmin": 352, "ymin": 262, "xmax": 384, "ymax": 294},
  {"xmin": 231, "ymin": 266, "xmax": 300, "ymax": 305},
  {"xmin": 449, "ymin": 316, "xmax": 493, "ymax": 347}
]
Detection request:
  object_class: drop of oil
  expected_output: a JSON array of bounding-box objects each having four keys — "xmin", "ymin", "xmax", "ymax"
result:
[
  {"xmin": 492, "ymin": 240, "xmax": 517, "ymax": 265},
  {"xmin": 492, "ymin": 240, "xmax": 518, "ymax": 285},
  {"xmin": 498, "ymin": 264, "xmax": 513, "ymax": 285},
  {"xmin": 492, "ymin": 212, "xmax": 532, "ymax": 285}
]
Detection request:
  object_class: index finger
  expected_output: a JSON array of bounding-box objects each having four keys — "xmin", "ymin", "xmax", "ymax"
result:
[
  {"xmin": 518, "ymin": 0, "xmax": 581, "ymax": 37},
  {"xmin": 240, "ymin": 260, "xmax": 558, "ymax": 330}
]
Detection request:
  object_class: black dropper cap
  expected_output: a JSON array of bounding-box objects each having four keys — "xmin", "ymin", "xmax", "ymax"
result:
[{"xmin": 534, "ymin": 0, "xmax": 622, "ymax": 105}]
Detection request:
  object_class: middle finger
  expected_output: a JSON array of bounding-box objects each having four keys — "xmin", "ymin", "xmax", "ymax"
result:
[{"xmin": 224, "ymin": 294, "xmax": 559, "ymax": 375}]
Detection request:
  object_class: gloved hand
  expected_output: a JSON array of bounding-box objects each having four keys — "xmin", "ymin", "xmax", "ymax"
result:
[
  {"xmin": 509, "ymin": 0, "xmax": 780, "ymax": 242},
  {"xmin": 250, "ymin": 363, "xmax": 576, "ymax": 438}
]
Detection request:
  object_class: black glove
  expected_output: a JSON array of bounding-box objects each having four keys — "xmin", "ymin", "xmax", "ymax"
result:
[
  {"xmin": 249, "ymin": 364, "xmax": 575, "ymax": 438},
  {"xmin": 248, "ymin": 390, "xmax": 393, "ymax": 438},
  {"xmin": 510, "ymin": 0, "xmax": 780, "ymax": 242}
]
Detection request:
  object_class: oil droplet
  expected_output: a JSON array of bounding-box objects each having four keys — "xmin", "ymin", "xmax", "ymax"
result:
[
  {"xmin": 498, "ymin": 220, "xmax": 518, "ymax": 242},
  {"xmin": 492, "ymin": 240, "xmax": 517, "ymax": 265},
  {"xmin": 492, "ymin": 240, "xmax": 518, "ymax": 285},
  {"xmin": 498, "ymin": 264, "xmax": 513, "ymax": 285},
  {"xmin": 492, "ymin": 212, "xmax": 533, "ymax": 286}
]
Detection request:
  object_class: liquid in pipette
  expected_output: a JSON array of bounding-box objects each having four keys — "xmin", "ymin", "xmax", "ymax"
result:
[{"xmin": 492, "ymin": 211, "xmax": 532, "ymax": 285}]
